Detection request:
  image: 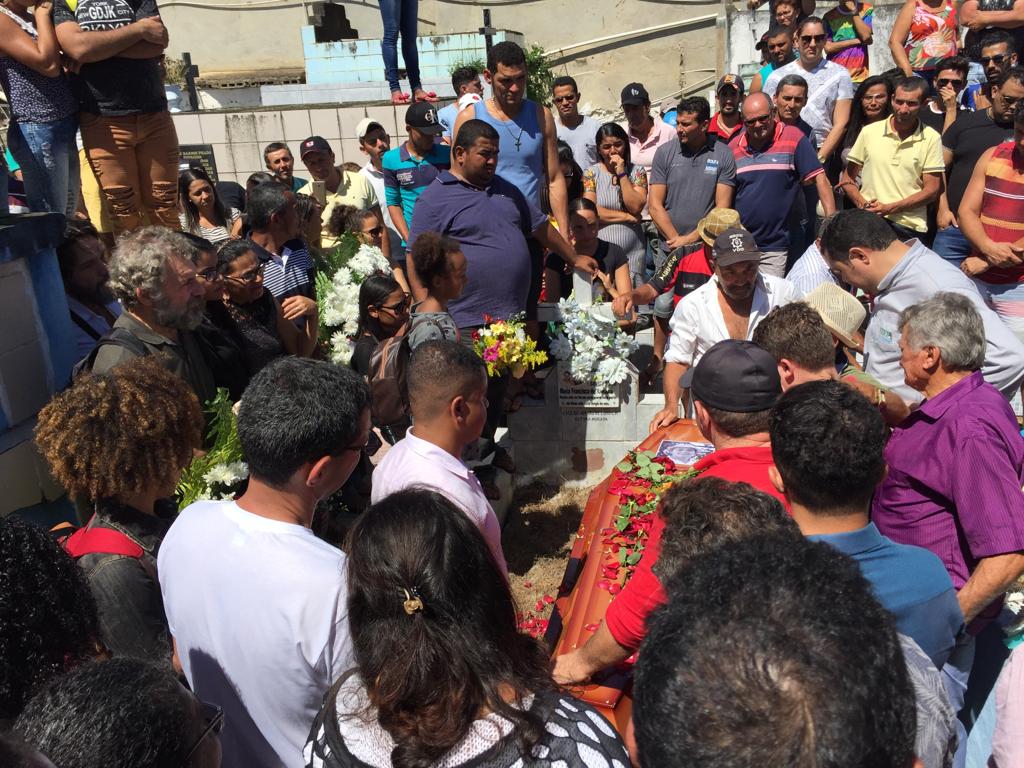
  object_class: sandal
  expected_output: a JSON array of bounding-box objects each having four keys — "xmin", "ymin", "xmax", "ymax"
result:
[{"xmin": 413, "ymin": 89, "xmax": 438, "ymax": 103}]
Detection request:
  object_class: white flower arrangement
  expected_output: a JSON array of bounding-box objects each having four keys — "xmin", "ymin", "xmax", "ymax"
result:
[
  {"xmin": 200, "ymin": 461, "xmax": 249, "ymax": 501},
  {"xmin": 317, "ymin": 243, "xmax": 392, "ymax": 363},
  {"xmin": 548, "ymin": 295, "xmax": 638, "ymax": 393}
]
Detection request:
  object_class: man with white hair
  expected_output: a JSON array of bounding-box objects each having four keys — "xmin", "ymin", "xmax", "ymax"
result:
[
  {"xmin": 90, "ymin": 226, "xmax": 215, "ymax": 405},
  {"xmin": 874, "ymin": 291, "xmax": 1024, "ymax": 742},
  {"xmin": 818, "ymin": 209, "xmax": 1024, "ymax": 402}
]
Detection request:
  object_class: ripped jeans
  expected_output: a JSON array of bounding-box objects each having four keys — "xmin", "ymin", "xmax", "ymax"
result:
[
  {"xmin": 79, "ymin": 110, "xmax": 180, "ymax": 234},
  {"xmin": 6, "ymin": 113, "xmax": 80, "ymax": 217}
]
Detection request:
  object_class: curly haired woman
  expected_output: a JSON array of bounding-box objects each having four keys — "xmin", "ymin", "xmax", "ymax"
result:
[
  {"xmin": 34, "ymin": 357, "xmax": 202, "ymax": 663},
  {"xmin": 0, "ymin": 515, "xmax": 103, "ymax": 721}
]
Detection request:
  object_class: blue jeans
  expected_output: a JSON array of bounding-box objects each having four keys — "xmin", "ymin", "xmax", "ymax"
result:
[
  {"xmin": 6, "ymin": 113, "xmax": 80, "ymax": 217},
  {"xmin": 933, "ymin": 225, "xmax": 972, "ymax": 266},
  {"xmin": 378, "ymin": 0, "xmax": 421, "ymax": 92}
]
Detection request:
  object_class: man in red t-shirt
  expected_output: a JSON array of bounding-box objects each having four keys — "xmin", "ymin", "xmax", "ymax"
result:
[
  {"xmin": 553, "ymin": 340, "xmax": 786, "ymax": 684},
  {"xmin": 708, "ymin": 75, "xmax": 745, "ymax": 143}
]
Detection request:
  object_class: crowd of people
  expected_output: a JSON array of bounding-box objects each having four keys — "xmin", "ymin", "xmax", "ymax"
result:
[{"xmin": 1, "ymin": 0, "xmax": 1024, "ymax": 765}]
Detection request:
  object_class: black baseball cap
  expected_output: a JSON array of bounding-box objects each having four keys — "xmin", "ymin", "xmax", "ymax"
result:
[
  {"xmin": 405, "ymin": 102, "xmax": 444, "ymax": 134},
  {"xmin": 712, "ymin": 228, "xmax": 762, "ymax": 267},
  {"xmin": 691, "ymin": 340, "xmax": 781, "ymax": 413},
  {"xmin": 300, "ymin": 136, "xmax": 332, "ymax": 158},
  {"xmin": 620, "ymin": 83, "xmax": 650, "ymax": 106}
]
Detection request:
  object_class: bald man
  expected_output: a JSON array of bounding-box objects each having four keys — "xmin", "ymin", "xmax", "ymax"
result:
[{"xmin": 729, "ymin": 93, "xmax": 835, "ymax": 275}]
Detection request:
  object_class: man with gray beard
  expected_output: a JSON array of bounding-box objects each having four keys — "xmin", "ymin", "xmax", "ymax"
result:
[{"xmin": 91, "ymin": 226, "xmax": 216, "ymax": 405}]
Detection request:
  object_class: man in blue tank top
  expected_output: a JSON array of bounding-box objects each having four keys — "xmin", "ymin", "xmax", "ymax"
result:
[{"xmin": 452, "ymin": 41, "xmax": 597, "ymax": 323}]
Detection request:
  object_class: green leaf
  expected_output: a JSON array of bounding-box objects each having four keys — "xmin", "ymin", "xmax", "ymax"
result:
[
  {"xmin": 613, "ymin": 514, "xmax": 631, "ymax": 532},
  {"xmin": 616, "ymin": 461, "xmax": 633, "ymax": 473},
  {"xmin": 626, "ymin": 551, "xmax": 643, "ymax": 566},
  {"xmin": 617, "ymin": 548, "xmax": 628, "ymax": 565},
  {"xmin": 635, "ymin": 453, "xmax": 651, "ymax": 467}
]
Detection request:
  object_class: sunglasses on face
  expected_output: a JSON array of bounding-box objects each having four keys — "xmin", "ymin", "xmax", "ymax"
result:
[
  {"xmin": 744, "ymin": 113, "xmax": 772, "ymax": 126},
  {"xmin": 377, "ymin": 294, "xmax": 411, "ymax": 313},
  {"xmin": 799, "ymin": 34, "xmax": 826, "ymax": 44},
  {"xmin": 552, "ymin": 95, "xmax": 577, "ymax": 103},
  {"xmin": 362, "ymin": 226, "xmax": 384, "ymax": 237},
  {"xmin": 981, "ymin": 54, "xmax": 1009, "ymax": 65},
  {"xmin": 936, "ymin": 78, "xmax": 964, "ymax": 88},
  {"xmin": 182, "ymin": 701, "xmax": 224, "ymax": 765}
]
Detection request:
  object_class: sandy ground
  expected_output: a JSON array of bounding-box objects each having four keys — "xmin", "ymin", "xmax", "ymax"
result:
[{"xmin": 502, "ymin": 484, "xmax": 592, "ymax": 611}]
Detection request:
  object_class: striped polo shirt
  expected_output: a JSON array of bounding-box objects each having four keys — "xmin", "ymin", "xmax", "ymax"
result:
[
  {"xmin": 730, "ymin": 122, "xmax": 823, "ymax": 252},
  {"xmin": 381, "ymin": 141, "xmax": 451, "ymax": 242},
  {"xmin": 977, "ymin": 141, "xmax": 1024, "ymax": 284},
  {"xmin": 254, "ymin": 239, "xmax": 314, "ymax": 301}
]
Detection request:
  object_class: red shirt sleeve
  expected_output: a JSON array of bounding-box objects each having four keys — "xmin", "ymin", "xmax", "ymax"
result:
[{"xmin": 604, "ymin": 512, "xmax": 668, "ymax": 651}]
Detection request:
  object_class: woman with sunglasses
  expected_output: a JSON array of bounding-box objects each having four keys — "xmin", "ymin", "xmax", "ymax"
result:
[
  {"xmin": 178, "ymin": 167, "xmax": 243, "ymax": 246},
  {"xmin": 209, "ymin": 240, "xmax": 319, "ymax": 379},
  {"xmin": 351, "ymin": 273, "xmax": 410, "ymax": 445},
  {"xmin": 305, "ymin": 489, "xmax": 629, "ymax": 768},
  {"xmin": 329, "ymin": 204, "xmax": 410, "ymax": 293}
]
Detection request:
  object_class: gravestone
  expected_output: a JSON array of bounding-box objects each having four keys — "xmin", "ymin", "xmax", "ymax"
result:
[{"xmin": 510, "ymin": 273, "xmax": 667, "ymax": 485}]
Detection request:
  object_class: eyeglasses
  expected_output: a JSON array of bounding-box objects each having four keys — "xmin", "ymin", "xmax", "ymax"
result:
[
  {"xmin": 377, "ymin": 294, "xmax": 410, "ymax": 313},
  {"xmin": 226, "ymin": 264, "xmax": 264, "ymax": 283},
  {"xmin": 552, "ymin": 95, "xmax": 577, "ymax": 103},
  {"xmin": 936, "ymin": 78, "xmax": 964, "ymax": 89},
  {"xmin": 181, "ymin": 701, "xmax": 224, "ymax": 765},
  {"xmin": 197, "ymin": 267, "xmax": 220, "ymax": 282},
  {"xmin": 743, "ymin": 113, "xmax": 772, "ymax": 126},
  {"xmin": 981, "ymin": 54, "xmax": 1009, "ymax": 65},
  {"xmin": 799, "ymin": 34, "xmax": 826, "ymax": 44},
  {"xmin": 362, "ymin": 226, "xmax": 384, "ymax": 237}
]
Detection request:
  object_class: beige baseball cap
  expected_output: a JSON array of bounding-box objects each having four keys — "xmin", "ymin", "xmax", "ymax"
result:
[
  {"xmin": 696, "ymin": 208, "xmax": 742, "ymax": 246},
  {"xmin": 805, "ymin": 282, "xmax": 866, "ymax": 351}
]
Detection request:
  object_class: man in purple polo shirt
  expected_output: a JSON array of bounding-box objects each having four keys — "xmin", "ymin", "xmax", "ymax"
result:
[{"xmin": 872, "ymin": 292, "xmax": 1024, "ymax": 733}]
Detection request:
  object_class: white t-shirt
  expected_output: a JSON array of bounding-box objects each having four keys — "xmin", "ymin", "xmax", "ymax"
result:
[{"xmin": 158, "ymin": 500, "xmax": 353, "ymax": 768}]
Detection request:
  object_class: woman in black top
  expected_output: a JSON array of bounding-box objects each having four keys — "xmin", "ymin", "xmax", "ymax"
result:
[
  {"xmin": 212, "ymin": 239, "xmax": 319, "ymax": 377},
  {"xmin": 350, "ymin": 272, "xmax": 409, "ymax": 378}
]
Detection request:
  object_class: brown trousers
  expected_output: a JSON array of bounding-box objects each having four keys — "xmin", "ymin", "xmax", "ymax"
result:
[{"xmin": 79, "ymin": 109, "xmax": 180, "ymax": 234}]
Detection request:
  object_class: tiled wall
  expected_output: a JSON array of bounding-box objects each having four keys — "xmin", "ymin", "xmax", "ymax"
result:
[
  {"xmin": 172, "ymin": 103, "xmax": 450, "ymax": 186},
  {"xmin": 302, "ymin": 26, "xmax": 525, "ymax": 85}
]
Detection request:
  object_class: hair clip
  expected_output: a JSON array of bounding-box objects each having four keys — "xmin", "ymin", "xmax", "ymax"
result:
[{"xmin": 403, "ymin": 587, "xmax": 424, "ymax": 615}]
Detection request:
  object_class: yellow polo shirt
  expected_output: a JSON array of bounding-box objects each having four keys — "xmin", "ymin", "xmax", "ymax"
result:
[
  {"xmin": 847, "ymin": 119, "xmax": 944, "ymax": 233},
  {"xmin": 298, "ymin": 168, "xmax": 378, "ymax": 249}
]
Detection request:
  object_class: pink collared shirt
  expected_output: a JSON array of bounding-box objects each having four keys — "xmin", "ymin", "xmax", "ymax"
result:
[
  {"xmin": 370, "ymin": 429, "xmax": 508, "ymax": 575},
  {"xmin": 624, "ymin": 118, "xmax": 677, "ymax": 175}
]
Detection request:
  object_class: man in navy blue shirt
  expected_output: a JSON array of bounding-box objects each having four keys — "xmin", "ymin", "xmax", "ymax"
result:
[
  {"xmin": 409, "ymin": 119, "xmax": 594, "ymax": 465},
  {"xmin": 409, "ymin": 119, "xmax": 593, "ymax": 331},
  {"xmin": 768, "ymin": 378, "xmax": 964, "ymax": 670}
]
